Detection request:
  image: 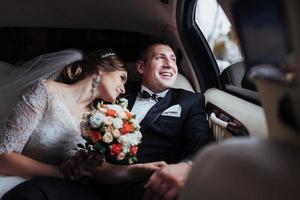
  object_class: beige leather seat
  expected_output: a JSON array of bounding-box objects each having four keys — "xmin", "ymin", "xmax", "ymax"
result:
[{"xmin": 179, "ymin": 137, "xmax": 300, "ymax": 200}]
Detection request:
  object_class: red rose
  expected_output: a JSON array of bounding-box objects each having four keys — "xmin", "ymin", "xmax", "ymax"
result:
[
  {"xmin": 111, "ymin": 144, "xmax": 122, "ymax": 156},
  {"xmin": 89, "ymin": 131, "xmax": 102, "ymax": 143},
  {"xmin": 119, "ymin": 121, "xmax": 134, "ymax": 135},
  {"xmin": 106, "ymin": 109, "xmax": 116, "ymax": 117},
  {"xmin": 125, "ymin": 111, "xmax": 133, "ymax": 119},
  {"xmin": 130, "ymin": 146, "xmax": 138, "ymax": 155}
]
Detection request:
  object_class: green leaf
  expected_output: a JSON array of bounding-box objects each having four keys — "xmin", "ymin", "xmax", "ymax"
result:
[
  {"xmin": 100, "ymin": 123, "xmax": 106, "ymax": 133},
  {"xmin": 131, "ymin": 156, "xmax": 138, "ymax": 163}
]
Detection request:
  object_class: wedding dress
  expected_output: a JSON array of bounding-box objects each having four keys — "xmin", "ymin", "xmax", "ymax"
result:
[
  {"xmin": 0, "ymin": 50, "xmax": 85, "ymax": 198},
  {"xmin": 0, "ymin": 80, "xmax": 86, "ymax": 198}
]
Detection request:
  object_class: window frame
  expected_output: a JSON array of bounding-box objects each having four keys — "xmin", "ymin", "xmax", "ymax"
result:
[
  {"xmin": 177, "ymin": 0, "xmax": 261, "ymax": 104},
  {"xmin": 177, "ymin": 0, "xmax": 221, "ymax": 92}
]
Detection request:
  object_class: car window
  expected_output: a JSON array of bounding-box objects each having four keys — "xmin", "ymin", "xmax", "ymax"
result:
[
  {"xmin": 194, "ymin": 0, "xmax": 262, "ymax": 98},
  {"xmin": 195, "ymin": 0, "xmax": 243, "ymax": 74}
]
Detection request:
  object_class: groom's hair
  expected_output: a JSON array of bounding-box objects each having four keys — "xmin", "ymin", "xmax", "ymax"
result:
[{"xmin": 139, "ymin": 40, "xmax": 174, "ymax": 63}]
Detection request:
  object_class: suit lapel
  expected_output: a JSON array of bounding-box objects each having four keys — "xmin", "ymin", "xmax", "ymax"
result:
[
  {"xmin": 126, "ymin": 92, "xmax": 138, "ymax": 110},
  {"xmin": 123, "ymin": 83, "xmax": 140, "ymax": 110},
  {"xmin": 140, "ymin": 89, "xmax": 172, "ymax": 131}
]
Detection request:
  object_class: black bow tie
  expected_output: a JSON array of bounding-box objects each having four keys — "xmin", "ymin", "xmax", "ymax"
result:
[{"xmin": 140, "ymin": 90, "xmax": 163, "ymax": 101}]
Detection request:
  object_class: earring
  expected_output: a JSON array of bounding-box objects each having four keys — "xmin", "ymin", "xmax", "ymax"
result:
[{"xmin": 92, "ymin": 75, "xmax": 101, "ymax": 96}]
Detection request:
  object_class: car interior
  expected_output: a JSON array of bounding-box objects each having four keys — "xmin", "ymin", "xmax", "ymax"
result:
[
  {"xmin": 1, "ymin": 0, "xmax": 300, "ymax": 198},
  {"xmin": 0, "ymin": 0, "xmax": 266, "ymax": 139}
]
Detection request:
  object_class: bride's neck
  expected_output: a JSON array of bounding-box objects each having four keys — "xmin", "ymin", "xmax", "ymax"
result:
[{"xmin": 65, "ymin": 77, "xmax": 95, "ymax": 108}]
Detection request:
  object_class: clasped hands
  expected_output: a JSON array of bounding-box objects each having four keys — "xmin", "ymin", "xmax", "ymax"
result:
[
  {"xmin": 60, "ymin": 150, "xmax": 191, "ymax": 200},
  {"xmin": 143, "ymin": 162, "xmax": 192, "ymax": 200}
]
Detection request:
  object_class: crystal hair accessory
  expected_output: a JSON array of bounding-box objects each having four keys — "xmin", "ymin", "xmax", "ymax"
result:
[{"xmin": 101, "ymin": 52, "xmax": 116, "ymax": 58}]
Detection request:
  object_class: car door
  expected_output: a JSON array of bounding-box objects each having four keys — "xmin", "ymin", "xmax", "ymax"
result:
[{"xmin": 177, "ymin": 0, "xmax": 269, "ymax": 141}]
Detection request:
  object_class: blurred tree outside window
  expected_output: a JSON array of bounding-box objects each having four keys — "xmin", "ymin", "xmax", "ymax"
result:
[{"xmin": 195, "ymin": 0, "xmax": 243, "ymax": 73}]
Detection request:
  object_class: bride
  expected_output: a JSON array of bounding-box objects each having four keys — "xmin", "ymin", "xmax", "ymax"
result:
[{"xmin": 0, "ymin": 49, "xmax": 165, "ymax": 198}]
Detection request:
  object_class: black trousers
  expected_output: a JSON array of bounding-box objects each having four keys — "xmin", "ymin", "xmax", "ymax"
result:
[
  {"xmin": 2, "ymin": 176, "xmax": 149, "ymax": 200},
  {"xmin": 2, "ymin": 177, "xmax": 101, "ymax": 200}
]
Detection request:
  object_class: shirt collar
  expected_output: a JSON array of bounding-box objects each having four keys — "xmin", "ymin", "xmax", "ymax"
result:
[{"xmin": 140, "ymin": 85, "xmax": 169, "ymax": 98}]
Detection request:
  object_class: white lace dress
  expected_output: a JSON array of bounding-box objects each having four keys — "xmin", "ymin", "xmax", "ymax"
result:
[{"xmin": 0, "ymin": 80, "xmax": 85, "ymax": 198}]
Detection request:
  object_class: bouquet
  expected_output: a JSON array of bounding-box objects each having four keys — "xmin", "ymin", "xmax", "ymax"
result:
[{"xmin": 79, "ymin": 98, "xmax": 142, "ymax": 164}]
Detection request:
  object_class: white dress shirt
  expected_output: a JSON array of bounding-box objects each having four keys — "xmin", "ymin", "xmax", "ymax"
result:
[{"xmin": 131, "ymin": 85, "xmax": 168, "ymax": 123}]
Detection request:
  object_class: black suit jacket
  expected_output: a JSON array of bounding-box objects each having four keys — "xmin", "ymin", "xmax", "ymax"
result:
[{"xmin": 124, "ymin": 82, "xmax": 214, "ymax": 164}]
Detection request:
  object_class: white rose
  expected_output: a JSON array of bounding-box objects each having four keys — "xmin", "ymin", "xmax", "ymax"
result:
[
  {"xmin": 112, "ymin": 118, "xmax": 123, "ymax": 129},
  {"xmin": 106, "ymin": 104, "xmax": 122, "ymax": 112},
  {"xmin": 99, "ymin": 107, "xmax": 107, "ymax": 114},
  {"xmin": 116, "ymin": 152, "xmax": 125, "ymax": 161},
  {"xmin": 104, "ymin": 116, "xmax": 113, "ymax": 125},
  {"xmin": 89, "ymin": 111, "xmax": 105, "ymax": 128},
  {"xmin": 122, "ymin": 146, "xmax": 130, "ymax": 154},
  {"xmin": 116, "ymin": 112, "xmax": 126, "ymax": 119},
  {"xmin": 128, "ymin": 134, "xmax": 139, "ymax": 146},
  {"xmin": 135, "ymin": 131, "xmax": 142, "ymax": 140},
  {"xmin": 102, "ymin": 132, "xmax": 113, "ymax": 143},
  {"xmin": 112, "ymin": 129, "xmax": 121, "ymax": 138},
  {"xmin": 118, "ymin": 135, "xmax": 130, "ymax": 146}
]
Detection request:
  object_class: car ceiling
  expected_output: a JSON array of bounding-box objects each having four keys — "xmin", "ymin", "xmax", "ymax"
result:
[
  {"xmin": 0, "ymin": 0, "xmax": 177, "ymax": 38},
  {"xmin": 1, "ymin": 0, "xmax": 200, "ymax": 91}
]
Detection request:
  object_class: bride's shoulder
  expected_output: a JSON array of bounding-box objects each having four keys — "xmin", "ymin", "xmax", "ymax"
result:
[
  {"xmin": 23, "ymin": 79, "xmax": 57, "ymax": 98},
  {"xmin": 21, "ymin": 80, "xmax": 52, "ymax": 104},
  {"xmin": 42, "ymin": 79, "xmax": 55, "ymax": 90},
  {"xmin": 42, "ymin": 79, "xmax": 60, "ymax": 92}
]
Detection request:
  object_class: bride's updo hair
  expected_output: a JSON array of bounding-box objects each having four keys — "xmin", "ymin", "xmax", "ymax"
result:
[{"xmin": 62, "ymin": 49, "xmax": 127, "ymax": 84}]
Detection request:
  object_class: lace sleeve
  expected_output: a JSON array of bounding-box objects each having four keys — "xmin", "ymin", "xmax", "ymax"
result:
[{"xmin": 0, "ymin": 81, "xmax": 48, "ymax": 154}]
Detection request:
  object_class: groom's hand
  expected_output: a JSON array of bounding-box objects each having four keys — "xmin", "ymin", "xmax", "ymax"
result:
[{"xmin": 143, "ymin": 162, "xmax": 191, "ymax": 200}]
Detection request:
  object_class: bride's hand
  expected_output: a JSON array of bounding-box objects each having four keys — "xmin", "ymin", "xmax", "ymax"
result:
[
  {"xmin": 60, "ymin": 150, "xmax": 104, "ymax": 180},
  {"xmin": 128, "ymin": 161, "xmax": 167, "ymax": 177},
  {"xmin": 80, "ymin": 160, "xmax": 167, "ymax": 184}
]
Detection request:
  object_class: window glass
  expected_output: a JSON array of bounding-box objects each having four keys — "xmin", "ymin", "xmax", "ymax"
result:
[{"xmin": 195, "ymin": 0, "xmax": 243, "ymax": 74}]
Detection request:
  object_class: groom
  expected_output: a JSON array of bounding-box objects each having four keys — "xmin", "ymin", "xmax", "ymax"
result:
[
  {"xmin": 3, "ymin": 42, "xmax": 214, "ymax": 200},
  {"xmin": 107, "ymin": 42, "xmax": 215, "ymax": 199}
]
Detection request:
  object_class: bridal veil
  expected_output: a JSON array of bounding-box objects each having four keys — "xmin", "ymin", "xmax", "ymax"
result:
[{"xmin": 0, "ymin": 49, "xmax": 84, "ymax": 124}]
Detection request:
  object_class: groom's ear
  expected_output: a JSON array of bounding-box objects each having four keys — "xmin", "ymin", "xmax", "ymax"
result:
[{"xmin": 136, "ymin": 60, "xmax": 144, "ymax": 75}]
